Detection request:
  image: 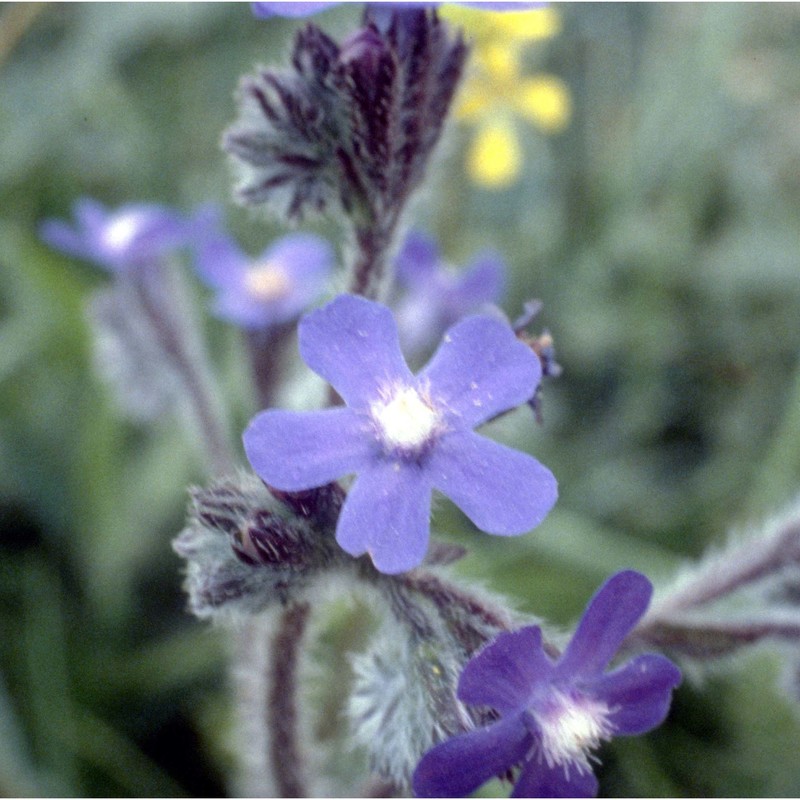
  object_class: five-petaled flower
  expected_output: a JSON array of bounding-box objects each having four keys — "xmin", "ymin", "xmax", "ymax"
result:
[
  {"xmin": 392, "ymin": 230, "xmax": 506, "ymax": 361},
  {"xmin": 243, "ymin": 293, "xmax": 557, "ymax": 574},
  {"xmin": 40, "ymin": 198, "xmax": 208, "ymax": 272},
  {"xmin": 192, "ymin": 224, "xmax": 334, "ymax": 330},
  {"xmin": 413, "ymin": 570, "xmax": 682, "ymax": 798}
]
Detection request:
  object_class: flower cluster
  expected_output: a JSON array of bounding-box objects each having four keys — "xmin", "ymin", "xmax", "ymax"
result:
[
  {"xmin": 414, "ymin": 571, "xmax": 682, "ymax": 797},
  {"xmin": 39, "ymin": 5, "xmax": 690, "ymax": 798}
]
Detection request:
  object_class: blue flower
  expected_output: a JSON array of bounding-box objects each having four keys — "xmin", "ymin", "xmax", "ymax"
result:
[
  {"xmin": 392, "ymin": 230, "xmax": 506, "ymax": 359},
  {"xmin": 252, "ymin": 2, "xmax": 543, "ymax": 18},
  {"xmin": 243, "ymin": 293, "xmax": 557, "ymax": 574},
  {"xmin": 40, "ymin": 198, "xmax": 208, "ymax": 272},
  {"xmin": 252, "ymin": 1, "xmax": 339, "ymax": 16},
  {"xmin": 413, "ymin": 570, "xmax": 682, "ymax": 798},
  {"xmin": 192, "ymin": 223, "xmax": 334, "ymax": 330}
]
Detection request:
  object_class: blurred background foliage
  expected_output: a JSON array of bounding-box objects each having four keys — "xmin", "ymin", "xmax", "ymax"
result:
[{"xmin": 2, "ymin": 2, "xmax": 800, "ymax": 796}]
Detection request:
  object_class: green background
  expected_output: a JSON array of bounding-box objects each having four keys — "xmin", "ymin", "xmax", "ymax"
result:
[{"xmin": 2, "ymin": 3, "xmax": 800, "ymax": 795}]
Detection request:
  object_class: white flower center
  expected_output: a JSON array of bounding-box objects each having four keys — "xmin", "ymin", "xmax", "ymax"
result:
[
  {"xmin": 533, "ymin": 690, "xmax": 614, "ymax": 775},
  {"xmin": 371, "ymin": 386, "xmax": 440, "ymax": 453},
  {"xmin": 103, "ymin": 213, "xmax": 142, "ymax": 253},
  {"xmin": 244, "ymin": 261, "xmax": 292, "ymax": 302}
]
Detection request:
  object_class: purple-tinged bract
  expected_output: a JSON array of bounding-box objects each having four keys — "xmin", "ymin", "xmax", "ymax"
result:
[
  {"xmin": 40, "ymin": 198, "xmax": 206, "ymax": 273},
  {"xmin": 226, "ymin": 8, "xmax": 467, "ymax": 225},
  {"xmin": 392, "ymin": 230, "xmax": 506, "ymax": 359},
  {"xmin": 413, "ymin": 570, "xmax": 682, "ymax": 798},
  {"xmin": 192, "ymin": 226, "xmax": 334, "ymax": 330},
  {"xmin": 243, "ymin": 293, "xmax": 557, "ymax": 574}
]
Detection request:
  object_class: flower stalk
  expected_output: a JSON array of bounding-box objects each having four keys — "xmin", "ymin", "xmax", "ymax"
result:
[
  {"xmin": 267, "ymin": 602, "xmax": 312, "ymax": 798},
  {"xmin": 126, "ymin": 260, "xmax": 235, "ymax": 475}
]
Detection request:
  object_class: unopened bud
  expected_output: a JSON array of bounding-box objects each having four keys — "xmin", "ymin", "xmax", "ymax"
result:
[{"xmin": 173, "ymin": 473, "xmax": 343, "ymax": 620}]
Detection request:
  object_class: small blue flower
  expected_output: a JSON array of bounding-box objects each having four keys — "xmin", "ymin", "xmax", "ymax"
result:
[
  {"xmin": 243, "ymin": 293, "xmax": 557, "ymax": 574},
  {"xmin": 252, "ymin": 1, "xmax": 338, "ymax": 16},
  {"xmin": 192, "ymin": 223, "xmax": 334, "ymax": 330},
  {"xmin": 252, "ymin": 2, "xmax": 543, "ymax": 18},
  {"xmin": 392, "ymin": 230, "xmax": 506, "ymax": 358},
  {"xmin": 40, "ymin": 198, "xmax": 207, "ymax": 272},
  {"xmin": 413, "ymin": 570, "xmax": 682, "ymax": 798}
]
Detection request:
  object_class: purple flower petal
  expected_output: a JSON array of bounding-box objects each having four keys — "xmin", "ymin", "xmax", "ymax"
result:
[
  {"xmin": 335, "ymin": 461, "xmax": 431, "ymax": 574},
  {"xmin": 420, "ymin": 314, "xmax": 541, "ymax": 427},
  {"xmin": 243, "ymin": 407, "xmax": 374, "ymax": 490},
  {"xmin": 413, "ymin": 715, "xmax": 531, "ymax": 798},
  {"xmin": 512, "ymin": 757, "xmax": 599, "ymax": 799},
  {"xmin": 594, "ymin": 654, "xmax": 682, "ymax": 736},
  {"xmin": 40, "ymin": 199, "xmax": 195, "ymax": 272},
  {"xmin": 556, "ymin": 571, "xmax": 653, "ymax": 679},
  {"xmin": 428, "ymin": 430, "xmax": 557, "ymax": 535},
  {"xmin": 73, "ymin": 197, "xmax": 108, "ymax": 231},
  {"xmin": 456, "ymin": 250, "xmax": 506, "ymax": 309},
  {"xmin": 39, "ymin": 219, "xmax": 95, "ymax": 262},
  {"xmin": 252, "ymin": 0, "xmax": 543, "ymax": 20},
  {"xmin": 193, "ymin": 233, "xmax": 248, "ymax": 290},
  {"xmin": 458, "ymin": 626, "xmax": 553, "ymax": 713},
  {"xmin": 252, "ymin": 1, "xmax": 338, "ymax": 17},
  {"xmin": 393, "ymin": 233, "xmax": 509, "ymax": 360},
  {"xmin": 272, "ymin": 233, "xmax": 334, "ymax": 280},
  {"xmin": 100, "ymin": 204, "xmax": 190, "ymax": 268},
  {"xmin": 299, "ymin": 294, "xmax": 413, "ymax": 408},
  {"xmin": 213, "ymin": 291, "xmax": 283, "ymax": 329},
  {"xmin": 394, "ymin": 230, "xmax": 440, "ymax": 286},
  {"xmin": 193, "ymin": 229, "xmax": 333, "ymax": 330}
]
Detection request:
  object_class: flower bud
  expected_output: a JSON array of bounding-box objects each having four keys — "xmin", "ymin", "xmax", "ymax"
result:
[
  {"xmin": 347, "ymin": 623, "xmax": 473, "ymax": 791},
  {"xmin": 173, "ymin": 473, "xmax": 342, "ymax": 620}
]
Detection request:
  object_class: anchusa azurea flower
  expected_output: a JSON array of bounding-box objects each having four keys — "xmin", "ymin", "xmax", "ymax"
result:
[
  {"xmin": 40, "ymin": 197, "xmax": 210, "ymax": 272},
  {"xmin": 413, "ymin": 570, "xmax": 682, "ymax": 798},
  {"xmin": 191, "ymin": 222, "xmax": 334, "ymax": 330},
  {"xmin": 392, "ymin": 229, "xmax": 506, "ymax": 360},
  {"xmin": 243, "ymin": 292, "xmax": 557, "ymax": 574}
]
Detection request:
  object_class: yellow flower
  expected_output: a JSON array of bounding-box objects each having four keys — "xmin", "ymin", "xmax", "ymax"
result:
[
  {"xmin": 440, "ymin": 6, "xmax": 572, "ymax": 189},
  {"xmin": 468, "ymin": 114, "xmax": 521, "ymax": 188}
]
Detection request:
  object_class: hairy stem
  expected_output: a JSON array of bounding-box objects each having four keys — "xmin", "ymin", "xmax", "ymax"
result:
[
  {"xmin": 633, "ymin": 616, "xmax": 800, "ymax": 659},
  {"xmin": 230, "ymin": 617, "xmax": 274, "ymax": 797},
  {"xmin": 267, "ymin": 602, "xmax": 312, "ymax": 798},
  {"xmin": 378, "ymin": 568, "xmax": 514, "ymax": 657},
  {"xmin": 641, "ymin": 517, "xmax": 800, "ymax": 623},
  {"xmin": 399, "ymin": 571, "xmax": 513, "ymax": 633},
  {"xmin": 346, "ymin": 219, "xmax": 399, "ymax": 302},
  {"xmin": 129, "ymin": 260, "xmax": 235, "ymax": 475},
  {"xmin": 245, "ymin": 323, "xmax": 295, "ymax": 410}
]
